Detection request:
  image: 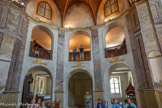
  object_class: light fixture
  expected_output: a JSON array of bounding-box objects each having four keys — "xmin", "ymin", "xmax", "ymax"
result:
[
  {"xmin": 21, "ymin": 3, "xmax": 24, "ymax": 5},
  {"xmin": 64, "ymin": 25, "xmax": 71, "ymax": 28}
]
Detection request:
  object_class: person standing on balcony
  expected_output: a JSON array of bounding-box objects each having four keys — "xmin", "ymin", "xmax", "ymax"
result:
[
  {"xmin": 35, "ymin": 46, "xmax": 39, "ymax": 58},
  {"xmin": 79, "ymin": 45, "xmax": 84, "ymax": 60},
  {"xmin": 73, "ymin": 47, "xmax": 77, "ymax": 61}
]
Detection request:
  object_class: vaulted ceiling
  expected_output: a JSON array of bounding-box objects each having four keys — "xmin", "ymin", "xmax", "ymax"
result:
[
  {"xmin": 54, "ymin": 0, "xmax": 102, "ymax": 24},
  {"xmin": 23, "ymin": 0, "xmax": 103, "ymax": 25}
]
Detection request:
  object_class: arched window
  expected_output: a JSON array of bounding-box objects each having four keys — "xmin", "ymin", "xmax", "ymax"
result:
[
  {"xmin": 104, "ymin": 0, "xmax": 119, "ymax": 17},
  {"xmin": 37, "ymin": 1, "xmax": 52, "ymax": 19},
  {"xmin": 110, "ymin": 77, "xmax": 121, "ymax": 94}
]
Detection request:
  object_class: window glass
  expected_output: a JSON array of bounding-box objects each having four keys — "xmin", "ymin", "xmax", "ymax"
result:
[
  {"xmin": 104, "ymin": 0, "xmax": 119, "ymax": 17},
  {"xmin": 37, "ymin": 2, "xmax": 52, "ymax": 20},
  {"xmin": 110, "ymin": 77, "xmax": 121, "ymax": 94}
]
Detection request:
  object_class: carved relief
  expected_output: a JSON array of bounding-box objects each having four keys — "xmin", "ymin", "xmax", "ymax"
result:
[
  {"xmin": 109, "ymin": 56, "xmax": 124, "ymax": 63},
  {"xmin": 33, "ymin": 59, "xmax": 48, "ymax": 66},
  {"xmin": 72, "ymin": 61, "xmax": 86, "ymax": 68}
]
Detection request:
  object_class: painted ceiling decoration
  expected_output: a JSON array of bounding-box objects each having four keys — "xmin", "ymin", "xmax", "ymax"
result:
[{"xmin": 18, "ymin": 0, "xmax": 103, "ymax": 25}]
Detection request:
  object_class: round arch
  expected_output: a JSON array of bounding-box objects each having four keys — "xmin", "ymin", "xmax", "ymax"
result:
[
  {"xmin": 104, "ymin": 23, "xmax": 127, "ymax": 58},
  {"xmin": 103, "ymin": 22, "xmax": 125, "ymax": 47},
  {"xmin": 67, "ymin": 69, "xmax": 93, "ymax": 107},
  {"xmin": 147, "ymin": 50, "xmax": 162, "ymax": 83},
  {"xmin": 25, "ymin": 66, "xmax": 53, "ymax": 79},
  {"xmin": 26, "ymin": 0, "xmax": 61, "ymax": 26},
  {"xmin": 30, "ymin": 25, "xmax": 54, "ymax": 59},
  {"xmin": 67, "ymin": 69, "xmax": 93, "ymax": 81},
  {"xmin": 21, "ymin": 66, "xmax": 53, "ymax": 104},
  {"xmin": 104, "ymin": 63, "xmax": 140, "ymax": 108},
  {"xmin": 97, "ymin": 0, "xmax": 122, "ymax": 23},
  {"xmin": 68, "ymin": 31, "xmax": 91, "ymax": 61}
]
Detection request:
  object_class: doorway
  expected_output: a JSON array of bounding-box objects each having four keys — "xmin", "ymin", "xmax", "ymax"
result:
[
  {"xmin": 22, "ymin": 66, "xmax": 52, "ymax": 106},
  {"xmin": 68, "ymin": 72, "xmax": 93, "ymax": 108}
]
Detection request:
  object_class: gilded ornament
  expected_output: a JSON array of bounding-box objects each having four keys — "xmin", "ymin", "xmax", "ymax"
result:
[
  {"xmin": 33, "ymin": 59, "xmax": 48, "ymax": 66},
  {"xmin": 72, "ymin": 61, "xmax": 86, "ymax": 68},
  {"xmin": 109, "ymin": 57, "xmax": 124, "ymax": 63}
]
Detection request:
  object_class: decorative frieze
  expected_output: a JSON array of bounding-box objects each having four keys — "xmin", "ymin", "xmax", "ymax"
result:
[
  {"xmin": 32, "ymin": 59, "xmax": 48, "ymax": 66},
  {"xmin": 109, "ymin": 57, "xmax": 125, "ymax": 63},
  {"xmin": 72, "ymin": 61, "xmax": 86, "ymax": 68}
]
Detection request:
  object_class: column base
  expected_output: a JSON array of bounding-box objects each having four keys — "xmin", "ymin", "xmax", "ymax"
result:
[
  {"xmin": 94, "ymin": 90, "xmax": 104, "ymax": 108},
  {"xmin": 55, "ymin": 91, "xmax": 64, "ymax": 108},
  {"xmin": 0, "ymin": 91, "xmax": 19, "ymax": 108},
  {"xmin": 139, "ymin": 89, "xmax": 162, "ymax": 108}
]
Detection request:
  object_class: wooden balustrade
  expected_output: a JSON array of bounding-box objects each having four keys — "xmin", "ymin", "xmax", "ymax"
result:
[
  {"xmin": 69, "ymin": 51, "xmax": 91, "ymax": 61},
  {"xmin": 29, "ymin": 46, "xmax": 52, "ymax": 60},
  {"xmin": 105, "ymin": 43, "xmax": 127, "ymax": 58}
]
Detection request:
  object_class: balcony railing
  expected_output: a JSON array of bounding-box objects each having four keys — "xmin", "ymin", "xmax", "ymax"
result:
[
  {"xmin": 69, "ymin": 51, "xmax": 91, "ymax": 61},
  {"xmin": 105, "ymin": 43, "xmax": 127, "ymax": 58},
  {"xmin": 29, "ymin": 46, "xmax": 52, "ymax": 60}
]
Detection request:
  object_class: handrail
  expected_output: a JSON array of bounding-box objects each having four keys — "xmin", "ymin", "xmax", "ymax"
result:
[
  {"xmin": 105, "ymin": 43, "xmax": 126, "ymax": 50},
  {"xmin": 69, "ymin": 51, "xmax": 91, "ymax": 61},
  {"xmin": 105, "ymin": 43, "xmax": 127, "ymax": 58},
  {"xmin": 29, "ymin": 46, "xmax": 52, "ymax": 60}
]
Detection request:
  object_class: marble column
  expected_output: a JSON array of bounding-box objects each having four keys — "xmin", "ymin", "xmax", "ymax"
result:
[
  {"xmin": 5, "ymin": 39, "xmax": 25, "ymax": 91},
  {"xmin": 91, "ymin": 28, "xmax": 103, "ymax": 106},
  {"xmin": 55, "ymin": 29, "xmax": 65, "ymax": 106}
]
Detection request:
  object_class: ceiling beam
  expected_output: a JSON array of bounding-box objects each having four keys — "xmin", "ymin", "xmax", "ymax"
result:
[{"xmin": 88, "ymin": 0, "xmax": 97, "ymax": 25}]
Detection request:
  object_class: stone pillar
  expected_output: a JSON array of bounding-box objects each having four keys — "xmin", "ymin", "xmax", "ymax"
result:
[
  {"xmin": 6, "ymin": 39, "xmax": 25, "ymax": 91},
  {"xmin": 91, "ymin": 29, "xmax": 103, "ymax": 106},
  {"xmin": 147, "ymin": 0, "xmax": 162, "ymax": 87},
  {"xmin": 0, "ymin": 2, "xmax": 29, "ymax": 108},
  {"xmin": 135, "ymin": 1, "xmax": 162, "ymax": 108},
  {"xmin": 55, "ymin": 29, "xmax": 65, "ymax": 107},
  {"xmin": 147, "ymin": 0, "xmax": 162, "ymax": 51}
]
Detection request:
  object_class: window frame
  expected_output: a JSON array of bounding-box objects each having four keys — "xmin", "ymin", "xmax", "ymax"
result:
[
  {"xmin": 0, "ymin": 33, "xmax": 4, "ymax": 48},
  {"xmin": 104, "ymin": 0, "xmax": 119, "ymax": 17},
  {"xmin": 37, "ymin": 1, "xmax": 52, "ymax": 20},
  {"xmin": 110, "ymin": 76, "xmax": 122, "ymax": 97}
]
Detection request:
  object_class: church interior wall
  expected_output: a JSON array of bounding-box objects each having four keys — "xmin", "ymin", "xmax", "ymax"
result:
[{"xmin": 0, "ymin": 0, "xmax": 162, "ymax": 108}]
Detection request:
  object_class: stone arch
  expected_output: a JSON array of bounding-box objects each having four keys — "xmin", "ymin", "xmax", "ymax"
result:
[
  {"xmin": 67, "ymin": 69, "xmax": 93, "ymax": 107},
  {"xmin": 25, "ymin": 66, "xmax": 53, "ymax": 79},
  {"xmin": 30, "ymin": 25, "xmax": 54, "ymax": 59},
  {"xmin": 67, "ymin": 69, "xmax": 93, "ymax": 81},
  {"xmin": 147, "ymin": 50, "xmax": 161, "ymax": 58},
  {"xmin": 26, "ymin": 0, "xmax": 61, "ymax": 26},
  {"xmin": 21, "ymin": 66, "xmax": 53, "ymax": 104},
  {"xmin": 97, "ymin": 0, "xmax": 122, "ymax": 23},
  {"xmin": 147, "ymin": 50, "xmax": 162, "ymax": 83},
  {"xmin": 103, "ymin": 22, "xmax": 125, "ymax": 45},
  {"xmin": 68, "ymin": 31, "xmax": 91, "ymax": 61},
  {"xmin": 104, "ymin": 63, "xmax": 140, "ymax": 108},
  {"xmin": 104, "ymin": 23, "xmax": 127, "ymax": 58}
]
